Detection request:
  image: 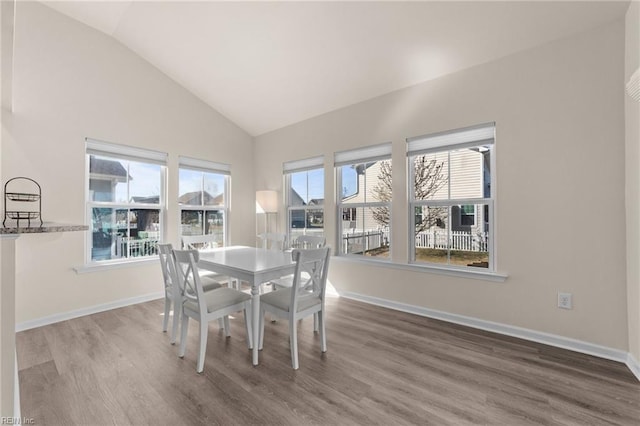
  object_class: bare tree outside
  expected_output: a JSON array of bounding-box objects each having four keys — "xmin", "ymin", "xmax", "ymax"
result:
[
  {"xmin": 370, "ymin": 160, "xmax": 392, "ymax": 227},
  {"xmin": 372, "ymin": 156, "xmax": 447, "ymax": 234}
]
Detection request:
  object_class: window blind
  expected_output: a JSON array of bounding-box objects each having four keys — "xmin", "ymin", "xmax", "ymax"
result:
[
  {"xmin": 86, "ymin": 138, "xmax": 167, "ymax": 165},
  {"xmin": 334, "ymin": 142, "xmax": 392, "ymax": 167},
  {"xmin": 406, "ymin": 122, "xmax": 495, "ymax": 156},
  {"xmin": 178, "ymin": 156, "xmax": 231, "ymax": 175},
  {"xmin": 283, "ymin": 155, "xmax": 324, "ymax": 174}
]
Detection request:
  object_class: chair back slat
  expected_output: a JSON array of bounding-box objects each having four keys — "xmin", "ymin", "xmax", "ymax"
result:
[
  {"xmin": 182, "ymin": 234, "xmax": 219, "ymax": 250},
  {"xmin": 291, "ymin": 235, "xmax": 326, "ymax": 249},
  {"xmin": 158, "ymin": 243, "xmax": 175, "ymax": 293},
  {"xmin": 289, "ymin": 247, "xmax": 331, "ymax": 313},
  {"xmin": 173, "ymin": 250, "xmax": 206, "ymax": 313}
]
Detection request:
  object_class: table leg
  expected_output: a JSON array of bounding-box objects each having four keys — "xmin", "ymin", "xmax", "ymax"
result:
[{"xmin": 251, "ymin": 281, "xmax": 260, "ymax": 366}]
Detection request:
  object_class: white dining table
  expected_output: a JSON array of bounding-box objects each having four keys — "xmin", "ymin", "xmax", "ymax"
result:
[{"xmin": 197, "ymin": 245, "xmax": 296, "ymax": 365}]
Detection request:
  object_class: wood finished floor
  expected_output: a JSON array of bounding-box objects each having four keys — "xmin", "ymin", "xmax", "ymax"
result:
[{"xmin": 17, "ymin": 297, "xmax": 640, "ymax": 425}]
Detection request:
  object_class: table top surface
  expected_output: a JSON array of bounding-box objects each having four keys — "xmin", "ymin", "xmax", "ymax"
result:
[{"xmin": 198, "ymin": 245, "xmax": 295, "ymax": 273}]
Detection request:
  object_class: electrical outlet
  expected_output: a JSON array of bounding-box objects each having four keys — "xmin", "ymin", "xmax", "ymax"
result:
[{"xmin": 558, "ymin": 292, "xmax": 572, "ymax": 310}]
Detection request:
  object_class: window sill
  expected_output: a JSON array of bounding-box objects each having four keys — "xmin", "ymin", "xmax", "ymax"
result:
[
  {"xmin": 332, "ymin": 256, "xmax": 508, "ymax": 282},
  {"xmin": 74, "ymin": 256, "xmax": 158, "ymax": 274}
]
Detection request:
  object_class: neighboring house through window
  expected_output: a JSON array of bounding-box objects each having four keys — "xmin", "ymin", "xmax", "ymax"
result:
[
  {"xmin": 284, "ymin": 156, "xmax": 325, "ymax": 243},
  {"xmin": 335, "ymin": 142, "xmax": 392, "ymax": 259},
  {"xmin": 178, "ymin": 156, "xmax": 230, "ymax": 248},
  {"xmin": 86, "ymin": 138, "xmax": 167, "ymax": 263},
  {"xmin": 407, "ymin": 122, "xmax": 495, "ymax": 270},
  {"xmin": 342, "ymin": 207, "xmax": 357, "ymax": 222}
]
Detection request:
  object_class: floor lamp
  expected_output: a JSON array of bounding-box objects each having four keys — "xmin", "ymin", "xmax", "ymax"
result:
[{"xmin": 256, "ymin": 190, "xmax": 279, "ymax": 235}]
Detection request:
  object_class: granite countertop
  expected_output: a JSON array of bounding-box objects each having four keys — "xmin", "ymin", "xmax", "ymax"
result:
[{"xmin": 0, "ymin": 222, "xmax": 88, "ymax": 234}]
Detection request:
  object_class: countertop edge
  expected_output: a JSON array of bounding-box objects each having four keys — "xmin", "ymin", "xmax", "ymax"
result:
[{"xmin": 0, "ymin": 223, "xmax": 88, "ymax": 234}]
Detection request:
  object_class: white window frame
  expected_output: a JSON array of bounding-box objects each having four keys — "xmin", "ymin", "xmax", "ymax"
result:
[
  {"xmin": 335, "ymin": 143, "xmax": 392, "ymax": 260},
  {"xmin": 407, "ymin": 122, "xmax": 496, "ymax": 272},
  {"xmin": 84, "ymin": 138, "xmax": 167, "ymax": 266},
  {"xmin": 178, "ymin": 156, "xmax": 230, "ymax": 247},
  {"xmin": 283, "ymin": 156, "xmax": 325, "ymax": 244}
]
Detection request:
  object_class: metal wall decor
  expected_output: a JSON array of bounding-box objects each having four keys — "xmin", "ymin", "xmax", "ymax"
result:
[{"xmin": 3, "ymin": 177, "xmax": 43, "ymax": 227}]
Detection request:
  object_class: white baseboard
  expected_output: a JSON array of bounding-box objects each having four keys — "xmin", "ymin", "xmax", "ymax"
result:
[
  {"xmin": 627, "ymin": 353, "xmax": 640, "ymax": 381},
  {"xmin": 16, "ymin": 291, "xmax": 164, "ymax": 332},
  {"xmin": 340, "ymin": 291, "xmax": 639, "ymax": 380}
]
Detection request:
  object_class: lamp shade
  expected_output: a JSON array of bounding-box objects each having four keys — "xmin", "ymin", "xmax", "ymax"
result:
[{"xmin": 256, "ymin": 190, "xmax": 279, "ymax": 213}]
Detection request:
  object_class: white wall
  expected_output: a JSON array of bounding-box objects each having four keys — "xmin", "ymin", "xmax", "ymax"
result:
[
  {"xmin": 255, "ymin": 20, "xmax": 628, "ymax": 350},
  {"xmin": 2, "ymin": 2, "xmax": 255, "ymax": 324},
  {"xmin": 626, "ymin": 1, "xmax": 640, "ymax": 364}
]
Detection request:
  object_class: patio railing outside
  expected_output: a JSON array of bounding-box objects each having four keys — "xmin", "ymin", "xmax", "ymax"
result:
[
  {"xmin": 116, "ymin": 235, "xmax": 159, "ymax": 258},
  {"xmin": 342, "ymin": 230, "xmax": 389, "ymax": 254},
  {"xmin": 341, "ymin": 229, "xmax": 488, "ymax": 254}
]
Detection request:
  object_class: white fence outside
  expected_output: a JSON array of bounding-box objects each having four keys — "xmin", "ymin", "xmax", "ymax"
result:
[
  {"xmin": 342, "ymin": 229, "xmax": 389, "ymax": 254},
  {"xmin": 341, "ymin": 229, "xmax": 487, "ymax": 253},
  {"xmin": 415, "ymin": 230, "xmax": 488, "ymax": 252},
  {"xmin": 116, "ymin": 236, "xmax": 159, "ymax": 258}
]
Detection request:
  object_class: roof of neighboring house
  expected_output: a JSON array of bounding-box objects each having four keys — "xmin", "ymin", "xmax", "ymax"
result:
[
  {"xmin": 289, "ymin": 187, "xmax": 305, "ymax": 206},
  {"xmin": 338, "ymin": 162, "xmax": 378, "ymax": 200},
  {"xmin": 128, "ymin": 192, "xmax": 223, "ymax": 205},
  {"xmin": 355, "ymin": 163, "xmax": 368, "ymax": 175},
  {"xmin": 308, "ymin": 198, "xmax": 324, "ymax": 206},
  {"xmin": 179, "ymin": 191, "xmax": 223, "ymax": 205},
  {"xmin": 89, "ymin": 156, "xmax": 127, "ymax": 178},
  {"xmin": 341, "ymin": 193, "xmax": 358, "ymax": 202},
  {"xmin": 131, "ymin": 196, "xmax": 159, "ymax": 204}
]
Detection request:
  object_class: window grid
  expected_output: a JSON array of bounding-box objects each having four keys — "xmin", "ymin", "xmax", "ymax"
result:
[
  {"xmin": 86, "ymin": 150, "xmax": 166, "ymax": 264},
  {"xmin": 408, "ymin": 138, "xmax": 495, "ymax": 271},
  {"xmin": 178, "ymin": 167, "xmax": 229, "ymax": 248},
  {"xmin": 284, "ymin": 167, "xmax": 325, "ymax": 244},
  {"xmin": 336, "ymin": 157, "xmax": 392, "ymax": 260}
]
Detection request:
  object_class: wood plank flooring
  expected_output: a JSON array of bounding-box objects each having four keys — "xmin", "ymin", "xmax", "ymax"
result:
[{"xmin": 17, "ymin": 297, "xmax": 640, "ymax": 425}]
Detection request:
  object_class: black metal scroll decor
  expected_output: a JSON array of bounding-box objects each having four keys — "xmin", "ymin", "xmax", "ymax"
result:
[{"xmin": 3, "ymin": 177, "xmax": 43, "ymax": 227}]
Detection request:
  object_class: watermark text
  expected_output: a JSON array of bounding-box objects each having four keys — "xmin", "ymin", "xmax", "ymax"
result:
[{"xmin": 0, "ymin": 417, "xmax": 35, "ymax": 425}]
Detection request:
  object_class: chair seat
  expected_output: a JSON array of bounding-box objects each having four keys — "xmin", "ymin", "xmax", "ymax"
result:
[
  {"xmin": 200, "ymin": 276, "xmax": 224, "ymax": 292},
  {"xmin": 185, "ymin": 287, "xmax": 251, "ymax": 314},
  {"xmin": 269, "ymin": 275, "xmax": 293, "ymax": 289},
  {"xmin": 260, "ymin": 288, "xmax": 320, "ymax": 312},
  {"xmin": 198, "ymin": 269, "xmax": 219, "ymax": 278},
  {"xmin": 270, "ymin": 272, "xmax": 311, "ymax": 289}
]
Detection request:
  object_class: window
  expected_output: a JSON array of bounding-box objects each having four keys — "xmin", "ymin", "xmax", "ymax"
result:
[
  {"xmin": 179, "ymin": 156, "xmax": 230, "ymax": 248},
  {"xmin": 458, "ymin": 204, "xmax": 475, "ymax": 226},
  {"xmin": 86, "ymin": 138, "xmax": 167, "ymax": 263},
  {"xmin": 284, "ymin": 156, "xmax": 324, "ymax": 242},
  {"xmin": 407, "ymin": 123, "xmax": 495, "ymax": 270},
  {"xmin": 335, "ymin": 143, "xmax": 392, "ymax": 259},
  {"xmin": 342, "ymin": 207, "xmax": 357, "ymax": 222}
]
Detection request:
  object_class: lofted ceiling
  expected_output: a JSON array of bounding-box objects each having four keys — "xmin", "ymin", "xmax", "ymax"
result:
[{"xmin": 41, "ymin": 1, "xmax": 629, "ymax": 136}]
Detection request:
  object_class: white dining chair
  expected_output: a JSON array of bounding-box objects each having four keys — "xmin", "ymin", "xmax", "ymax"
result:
[
  {"xmin": 174, "ymin": 249, "xmax": 253, "ymax": 373},
  {"xmin": 269, "ymin": 236, "xmax": 327, "ymax": 328},
  {"xmin": 158, "ymin": 244, "xmax": 223, "ymax": 345},
  {"xmin": 258, "ymin": 246, "xmax": 331, "ymax": 370},
  {"xmin": 271, "ymin": 235, "xmax": 326, "ymax": 290},
  {"xmin": 257, "ymin": 232, "xmax": 286, "ymax": 251}
]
